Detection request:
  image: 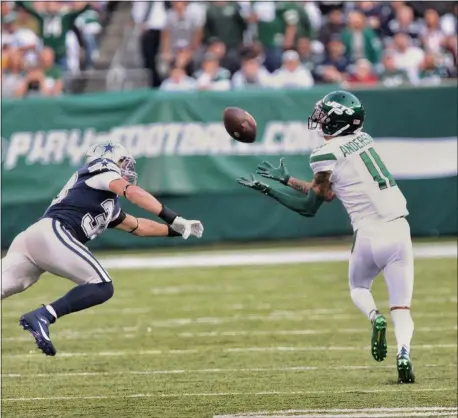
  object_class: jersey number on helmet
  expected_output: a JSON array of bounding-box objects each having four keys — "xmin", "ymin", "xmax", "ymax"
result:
[
  {"xmin": 360, "ymin": 148, "xmax": 396, "ymax": 190},
  {"xmin": 81, "ymin": 199, "xmax": 115, "ymax": 240}
]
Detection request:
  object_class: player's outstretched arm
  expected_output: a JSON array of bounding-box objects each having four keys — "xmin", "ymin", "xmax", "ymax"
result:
[
  {"xmin": 112, "ymin": 213, "xmax": 182, "ymax": 238},
  {"xmin": 237, "ymin": 174, "xmax": 327, "ymax": 218},
  {"xmin": 109, "ymin": 178, "xmax": 203, "ymax": 239}
]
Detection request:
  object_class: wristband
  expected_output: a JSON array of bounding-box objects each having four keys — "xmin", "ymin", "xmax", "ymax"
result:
[
  {"xmin": 123, "ymin": 184, "xmax": 132, "ymax": 198},
  {"xmin": 167, "ymin": 225, "xmax": 181, "ymax": 237},
  {"xmin": 159, "ymin": 205, "xmax": 178, "ymax": 224}
]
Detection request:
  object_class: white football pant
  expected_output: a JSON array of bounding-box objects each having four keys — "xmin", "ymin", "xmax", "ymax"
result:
[
  {"xmin": 2, "ymin": 218, "xmax": 111, "ymax": 300},
  {"xmin": 349, "ymin": 217, "xmax": 414, "ymax": 308}
]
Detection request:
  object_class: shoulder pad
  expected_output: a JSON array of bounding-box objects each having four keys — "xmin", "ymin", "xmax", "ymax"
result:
[{"xmin": 87, "ymin": 158, "xmax": 121, "ymax": 175}]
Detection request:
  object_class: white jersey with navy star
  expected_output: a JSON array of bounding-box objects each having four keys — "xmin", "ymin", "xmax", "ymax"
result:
[{"xmin": 43, "ymin": 158, "xmax": 123, "ymax": 243}]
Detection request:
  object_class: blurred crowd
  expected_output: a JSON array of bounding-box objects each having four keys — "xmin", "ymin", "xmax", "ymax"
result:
[
  {"xmin": 2, "ymin": 1, "xmax": 457, "ymax": 98},
  {"xmin": 132, "ymin": 1, "xmax": 458, "ymax": 91},
  {"xmin": 1, "ymin": 1, "xmax": 108, "ymax": 98}
]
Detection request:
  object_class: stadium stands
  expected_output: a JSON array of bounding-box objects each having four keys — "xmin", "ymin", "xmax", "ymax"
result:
[{"xmin": 1, "ymin": 1, "xmax": 457, "ymax": 96}]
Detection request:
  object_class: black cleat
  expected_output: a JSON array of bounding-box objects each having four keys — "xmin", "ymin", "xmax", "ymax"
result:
[{"xmin": 19, "ymin": 307, "xmax": 57, "ymax": 356}]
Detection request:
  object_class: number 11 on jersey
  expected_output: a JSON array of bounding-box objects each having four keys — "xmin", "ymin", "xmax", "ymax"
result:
[{"xmin": 360, "ymin": 147, "xmax": 396, "ymax": 190}]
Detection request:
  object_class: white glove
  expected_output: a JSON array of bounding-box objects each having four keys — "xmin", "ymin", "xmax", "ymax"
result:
[{"xmin": 171, "ymin": 216, "xmax": 204, "ymax": 240}]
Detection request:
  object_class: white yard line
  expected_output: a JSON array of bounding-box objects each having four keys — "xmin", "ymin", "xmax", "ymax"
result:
[
  {"xmin": 3, "ymin": 308, "xmax": 457, "ymax": 322},
  {"xmin": 215, "ymin": 412, "xmax": 457, "ymax": 418},
  {"xmin": 224, "ymin": 344, "xmax": 458, "ymax": 353},
  {"xmin": 177, "ymin": 326, "xmax": 457, "ymax": 339},
  {"xmin": 96, "ymin": 243, "xmax": 456, "ymax": 270},
  {"xmin": 3, "ymin": 326, "xmax": 456, "ymax": 343},
  {"xmin": 214, "ymin": 408, "xmax": 458, "ymax": 418},
  {"xmin": 1, "ymin": 307, "xmax": 345, "ymax": 320},
  {"xmin": 3, "ymin": 364, "xmax": 455, "ymax": 379},
  {"xmin": 3, "ymin": 343, "xmax": 456, "ymax": 359},
  {"xmin": 3, "ymin": 388, "xmax": 455, "ymax": 402}
]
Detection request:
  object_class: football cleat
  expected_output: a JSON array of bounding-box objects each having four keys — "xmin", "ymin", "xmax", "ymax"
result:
[
  {"xmin": 397, "ymin": 346, "xmax": 415, "ymax": 384},
  {"xmin": 371, "ymin": 313, "xmax": 387, "ymax": 362},
  {"xmin": 19, "ymin": 306, "xmax": 57, "ymax": 356}
]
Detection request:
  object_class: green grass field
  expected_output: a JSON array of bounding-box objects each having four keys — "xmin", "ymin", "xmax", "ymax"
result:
[{"xmin": 1, "ymin": 256, "xmax": 457, "ymax": 418}]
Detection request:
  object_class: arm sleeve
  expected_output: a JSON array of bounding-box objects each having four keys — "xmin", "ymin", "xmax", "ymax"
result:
[
  {"xmin": 85, "ymin": 171, "xmax": 122, "ymax": 191},
  {"xmin": 107, "ymin": 210, "xmax": 126, "ymax": 229},
  {"xmin": 266, "ymin": 186, "xmax": 325, "ymax": 217}
]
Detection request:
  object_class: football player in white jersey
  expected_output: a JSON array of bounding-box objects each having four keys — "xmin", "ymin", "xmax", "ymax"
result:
[{"xmin": 237, "ymin": 91, "xmax": 415, "ymax": 384}]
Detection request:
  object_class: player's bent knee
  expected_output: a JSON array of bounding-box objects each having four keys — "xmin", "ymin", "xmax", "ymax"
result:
[{"xmin": 94, "ymin": 282, "xmax": 114, "ymax": 304}]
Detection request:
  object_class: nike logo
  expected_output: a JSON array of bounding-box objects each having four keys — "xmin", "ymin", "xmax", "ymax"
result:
[
  {"xmin": 37, "ymin": 322, "xmax": 51, "ymax": 341},
  {"xmin": 39, "ymin": 317, "xmax": 48, "ymax": 324}
]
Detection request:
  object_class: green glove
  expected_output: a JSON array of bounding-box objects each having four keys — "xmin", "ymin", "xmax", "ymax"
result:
[
  {"xmin": 256, "ymin": 158, "xmax": 290, "ymax": 185},
  {"xmin": 237, "ymin": 174, "xmax": 270, "ymax": 194}
]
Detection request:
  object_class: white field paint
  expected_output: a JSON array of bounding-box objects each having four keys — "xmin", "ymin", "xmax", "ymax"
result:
[
  {"xmin": 214, "ymin": 414, "xmax": 457, "ymax": 417},
  {"xmin": 3, "ymin": 363, "xmax": 455, "ymax": 379},
  {"xmin": 2, "ymin": 326, "xmax": 457, "ymax": 344},
  {"xmin": 2, "ymin": 388, "xmax": 456, "ymax": 402},
  {"xmin": 2, "ymin": 343, "xmax": 456, "ymax": 359},
  {"xmin": 3, "ymin": 307, "xmax": 458, "ymax": 322},
  {"xmin": 0, "ymin": 307, "xmax": 345, "ymax": 320},
  {"xmin": 95, "ymin": 243, "xmax": 456, "ymax": 271},
  {"xmin": 3, "ymin": 293, "xmax": 457, "ymax": 319},
  {"xmin": 214, "ymin": 407, "xmax": 458, "ymax": 418},
  {"xmin": 178, "ymin": 326, "xmax": 458, "ymax": 339}
]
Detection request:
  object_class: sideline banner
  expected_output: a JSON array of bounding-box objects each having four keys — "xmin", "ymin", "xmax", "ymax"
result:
[{"xmin": 2, "ymin": 86, "xmax": 457, "ymax": 248}]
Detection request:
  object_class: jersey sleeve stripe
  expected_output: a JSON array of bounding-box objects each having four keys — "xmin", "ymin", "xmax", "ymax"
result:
[{"xmin": 310, "ymin": 153, "xmax": 337, "ymax": 163}]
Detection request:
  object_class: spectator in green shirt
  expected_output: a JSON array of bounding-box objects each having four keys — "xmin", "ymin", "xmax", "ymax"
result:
[
  {"xmin": 204, "ymin": 2, "xmax": 246, "ymax": 50},
  {"xmin": 379, "ymin": 51, "xmax": 410, "ymax": 88},
  {"xmin": 341, "ymin": 10, "xmax": 382, "ymax": 65},
  {"xmin": 75, "ymin": 2, "xmax": 102, "ymax": 69},
  {"xmin": 15, "ymin": 1, "xmax": 90, "ymax": 71},
  {"xmin": 204, "ymin": 2, "xmax": 246, "ymax": 74},
  {"xmin": 250, "ymin": 1, "xmax": 302, "ymax": 72}
]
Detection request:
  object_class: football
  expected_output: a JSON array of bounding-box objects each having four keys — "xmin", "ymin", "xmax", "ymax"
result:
[{"xmin": 223, "ymin": 107, "xmax": 257, "ymax": 143}]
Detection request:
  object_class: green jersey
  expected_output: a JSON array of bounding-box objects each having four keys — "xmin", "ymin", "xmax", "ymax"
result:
[
  {"xmin": 204, "ymin": 3, "xmax": 246, "ymax": 49},
  {"xmin": 16, "ymin": 2, "xmax": 90, "ymax": 60},
  {"xmin": 253, "ymin": 2, "xmax": 300, "ymax": 48}
]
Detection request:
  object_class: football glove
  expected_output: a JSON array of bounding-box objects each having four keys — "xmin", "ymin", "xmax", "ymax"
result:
[
  {"xmin": 256, "ymin": 158, "xmax": 290, "ymax": 185},
  {"xmin": 237, "ymin": 174, "xmax": 270, "ymax": 194},
  {"xmin": 171, "ymin": 217, "xmax": 204, "ymax": 240}
]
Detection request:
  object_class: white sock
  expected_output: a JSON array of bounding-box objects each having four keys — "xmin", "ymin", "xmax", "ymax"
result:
[
  {"xmin": 350, "ymin": 288, "xmax": 378, "ymax": 321},
  {"xmin": 391, "ymin": 309, "xmax": 414, "ymax": 354},
  {"xmin": 46, "ymin": 305, "xmax": 57, "ymax": 320}
]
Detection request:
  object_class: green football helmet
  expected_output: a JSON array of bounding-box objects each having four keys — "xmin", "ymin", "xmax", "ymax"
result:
[{"xmin": 308, "ymin": 90, "xmax": 365, "ymax": 137}]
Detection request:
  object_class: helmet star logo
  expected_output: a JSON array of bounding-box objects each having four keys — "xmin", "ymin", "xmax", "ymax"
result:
[{"xmin": 102, "ymin": 143, "xmax": 114, "ymax": 155}]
